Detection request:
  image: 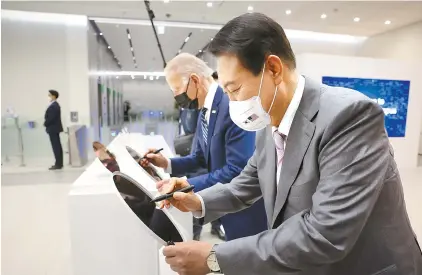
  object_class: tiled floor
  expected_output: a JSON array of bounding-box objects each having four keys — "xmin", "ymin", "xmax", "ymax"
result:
[{"xmin": 1, "ymin": 162, "xmax": 421, "ymax": 275}]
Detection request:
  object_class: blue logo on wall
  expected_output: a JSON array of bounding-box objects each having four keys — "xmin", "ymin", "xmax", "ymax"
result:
[{"xmin": 322, "ymin": 76, "xmax": 410, "ymax": 137}]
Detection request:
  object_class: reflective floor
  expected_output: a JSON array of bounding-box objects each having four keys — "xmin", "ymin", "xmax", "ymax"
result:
[{"xmin": 1, "ymin": 160, "xmax": 421, "ymax": 275}]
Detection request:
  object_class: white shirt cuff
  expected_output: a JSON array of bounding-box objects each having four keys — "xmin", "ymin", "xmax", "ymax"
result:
[
  {"xmin": 192, "ymin": 193, "xmax": 206, "ymax": 218},
  {"xmin": 164, "ymin": 156, "xmax": 172, "ymax": 174}
]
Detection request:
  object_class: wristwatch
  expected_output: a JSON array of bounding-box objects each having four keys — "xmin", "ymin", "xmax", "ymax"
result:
[{"xmin": 206, "ymin": 245, "xmax": 222, "ymax": 274}]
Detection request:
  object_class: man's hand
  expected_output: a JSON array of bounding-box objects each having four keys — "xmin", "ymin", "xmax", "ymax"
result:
[
  {"xmin": 157, "ymin": 178, "xmax": 202, "ymax": 212},
  {"xmin": 163, "ymin": 241, "xmax": 212, "ymax": 275},
  {"xmin": 140, "ymin": 148, "xmax": 168, "ymax": 169}
]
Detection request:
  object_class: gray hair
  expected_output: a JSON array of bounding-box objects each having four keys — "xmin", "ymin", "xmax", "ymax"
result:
[{"xmin": 164, "ymin": 53, "xmax": 213, "ymax": 84}]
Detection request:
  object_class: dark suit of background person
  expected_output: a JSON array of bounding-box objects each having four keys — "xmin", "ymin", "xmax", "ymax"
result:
[
  {"xmin": 170, "ymin": 85, "xmax": 267, "ymax": 241},
  {"xmin": 179, "ymin": 71, "xmax": 224, "ymax": 240},
  {"xmin": 44, "ymin": 90, "xmax": 64, "ymax": 170}
]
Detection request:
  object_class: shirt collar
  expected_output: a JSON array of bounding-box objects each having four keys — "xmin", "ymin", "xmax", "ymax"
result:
[
  {"xmin": 203, "ymin": 81, "xmax": 218, "ymax": 111},
  {"xmin": 272, "ymin": 75, "xmax": 305, "ymax": 136}
]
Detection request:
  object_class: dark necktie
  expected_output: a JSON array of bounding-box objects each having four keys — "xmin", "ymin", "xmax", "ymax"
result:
[{"xmin": 201, "ymin": 108, "xmax": 208, "ymax": 146}]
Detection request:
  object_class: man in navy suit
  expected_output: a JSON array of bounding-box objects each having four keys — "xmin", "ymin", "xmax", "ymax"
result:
[
  {"xmin": 142, "ymin": 53, "xmax": 267, "ymax": 241},
  {"xmin": 44, "ymin": 90, "xmax": 64, "ymax": 170}
]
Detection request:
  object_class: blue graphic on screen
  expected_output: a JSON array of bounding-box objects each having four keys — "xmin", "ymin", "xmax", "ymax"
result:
[{"xmin": 322, "ymin": 76, "xmax": 410, "ymax": 137}]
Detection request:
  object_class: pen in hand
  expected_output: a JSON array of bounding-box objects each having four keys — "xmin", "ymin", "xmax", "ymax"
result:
[
  {"xmin": 150, "ymin": 185, "xmax": 195, "ymax": 203},
  {"xmin": 141, "ymin": 148, "xmax": 164, "ymax": 161}
]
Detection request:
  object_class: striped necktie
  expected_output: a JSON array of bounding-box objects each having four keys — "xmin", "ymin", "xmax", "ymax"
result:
[{"xmin": 201, "ymin": 108, "xmax": 208, "ymax": 146}]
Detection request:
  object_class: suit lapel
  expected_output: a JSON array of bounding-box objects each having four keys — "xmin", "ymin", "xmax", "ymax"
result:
[
  {"xmin": 271, "ymin": 77, "xmax": 320, "ymax": 227},
  {"xmin": 205, "ymin": 87, "xmax": 223, "ymax": 162}
]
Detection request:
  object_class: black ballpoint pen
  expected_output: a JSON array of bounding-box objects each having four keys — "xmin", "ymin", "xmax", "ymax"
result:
[
  {"xmin": 140, "ymin": 148, "xmax": 164, "ymax": 161},
  {"xmin": 150, "ymin": 185, "xmax": 195, "ymax": 203}
]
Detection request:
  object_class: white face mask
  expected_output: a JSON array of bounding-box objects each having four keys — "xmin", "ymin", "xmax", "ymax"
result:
[{"xmin": 229, "ymin": 64, "xmax": 278, "ymax": 131}]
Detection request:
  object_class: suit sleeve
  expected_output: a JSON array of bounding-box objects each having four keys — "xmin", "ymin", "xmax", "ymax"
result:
[
  {"xmin": 196, "ymin": 129, "xmax": 262, "ymax": 223},
  {"xmin": 211, "ymin": 101, "xmax": 392, "ymax": 275},
  {"xmin": 187, "ymin": 122, "xmax": 256, "ymax": 192},
  {"xmin": 170, "ymin": 132, "xmax": 207, "ymax": 176}
]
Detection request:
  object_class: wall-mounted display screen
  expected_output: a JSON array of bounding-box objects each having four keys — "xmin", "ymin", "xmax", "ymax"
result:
[{"xmin": 322, "ymin": 76, "xmax": 410, "ymax": 137}]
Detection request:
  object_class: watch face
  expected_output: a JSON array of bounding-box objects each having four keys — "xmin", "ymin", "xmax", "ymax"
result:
[{"xmin": 207, "ymin": 253, "xmax": 220, "ymax": 272}]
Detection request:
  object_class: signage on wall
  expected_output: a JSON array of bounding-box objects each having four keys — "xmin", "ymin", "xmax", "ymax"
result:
[
  {"xmin": 321, "ymin": 76, "xmax": 410, "ymax": 137},
  {"xmin": 70, "ymin": 111, "xmax": 79, "ymax": 123}
]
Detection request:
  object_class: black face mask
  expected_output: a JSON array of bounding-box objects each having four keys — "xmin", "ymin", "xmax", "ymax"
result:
[{"xmin": 174, "ymin": 78, "xmax": 199, "ymax": 109}]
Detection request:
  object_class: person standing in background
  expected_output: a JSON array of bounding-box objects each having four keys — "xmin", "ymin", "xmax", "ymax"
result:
[
  {"xmin": 123, "ymin": 101, "xmax": 131, "ymax": 122},
  {"xmin": 44, "ymin": 90, "xmax": 63, "ymax": 170},
  {"xmin": 142, "ymin": 53, "xmax": 267, "ymax": 241}
]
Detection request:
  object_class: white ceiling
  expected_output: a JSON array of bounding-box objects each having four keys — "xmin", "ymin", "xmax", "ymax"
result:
[
  {"xmin": 3, "ymin": 1, "xmax": 422, "ymax": 36},
  {"xmin": 3, "ymin": 1, "xmax": 422, "ymax": 71},
  {"xmin": 97, "ymin": 22, "xmax": 217, "ymax": 71}
]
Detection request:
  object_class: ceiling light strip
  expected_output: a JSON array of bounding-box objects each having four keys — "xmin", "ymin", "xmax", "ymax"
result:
[
  {"xmin": 176, "ymin": 32, "xmax": 193, "ymax": 56},
  {"xmin": 91, "ymin": 17, "xmax": 367, "ymax": 43},
  {"xmin": 89, "ymin": 20, "xmax": 122, "ymax": 69},
  {"xmin": 90, "ymin": 71, "xmax": 166, "ymax": 77},
  {"xmin": 126, "ymin": 28, "xmax": 137, "ymax": 68}
]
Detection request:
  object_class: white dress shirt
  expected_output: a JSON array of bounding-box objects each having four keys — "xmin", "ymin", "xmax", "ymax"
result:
[
  {"xmin": 272, "ymin": 75, "xmax": 305, "ymax": 183},
  {"xmin": 195, "ymin": 75, "xmax": 305, "ymax": 218}
]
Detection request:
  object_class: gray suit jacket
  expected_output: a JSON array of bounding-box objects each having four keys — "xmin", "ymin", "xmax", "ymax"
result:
[{"xmin": 198, "ymin": 77, "xmax": 422, "ymax": 275}]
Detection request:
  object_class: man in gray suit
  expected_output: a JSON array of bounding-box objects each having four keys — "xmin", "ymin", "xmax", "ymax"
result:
[{"xmin": 159, "ymin": 13, "xmax": 422, "ymax": 275}]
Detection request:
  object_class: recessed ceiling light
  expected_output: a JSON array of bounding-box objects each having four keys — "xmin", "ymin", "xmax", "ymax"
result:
[
  {"xmin": 385, "ymin": 20, "xmax": 391, "ymax": 25},
  {"xmin": 149, "ymin": 75, "xmax": 154, "ymax": 80},
  {"xmin": 108, "ymin": 46, "xmax": 111, "ymax": 49},
  {"xmin": 248, "ymin": 6, "xmax": 254, "ymax": 12},
  {"xmin": 199, "ymin": 49, "xmax": 202, "ymax": 53},
  {"xmin": 131, "ymin": 47, "xmax": 134, "ymax": 51},
  {"xmin": 144, "ymin": 75, "xmax": 147, "ymax": 80},
  {"xmin": 321, "ymin": 14, "xmax": 327, "ymax": 19},
  {"xmin": 158, "ymin": 25, "xmax": 165, "ymax": 34},
  {"xmin": 210, "ymin": 38, "xmax": 214, "ymax": 41},
  {"xmin": 156, "ymin": 76, "xmax": 160, "ymax": 80},
  {"xmin": 354, "ymin": 17, "xmax": 360, "ymax": 22},
  {"xmin": 99, "ymin": 32, "xmax": 103, "ymax": 35},
  {"xmin": 207, "ymin": 2, "xmax": 213, "ymax": 7},
  {"xmin": 127, "ymin": 33, "xmax": 131, "ymax": 39},
  {"xmin": 285, "ymin": 10, "xmax": 292, "ymax": 15},
  {"xmin": 131, "ymin": 75, "xmax": 135, "ymax": 79}
]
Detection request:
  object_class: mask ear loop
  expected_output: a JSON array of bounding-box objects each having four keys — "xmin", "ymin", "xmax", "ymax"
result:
[
  {"xmin": 257, "ymin": 64, "xmax": 266, "ymax": 99},
  {"xmin": 267, "ymin": 86, "xmax": 278, "ymax": 115},
  {"xmin": 258, "ymin": 63, "xmax": 278, "ymax": 114}
]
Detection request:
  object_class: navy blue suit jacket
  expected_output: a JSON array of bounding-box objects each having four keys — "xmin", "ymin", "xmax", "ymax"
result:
[
  {"xmin": 44, "ymin": 101, "xmax": 63, "ymax": 134},
  {"xmin": 171, "ymin": 87, "xmax": 267, "ymax": 240}
]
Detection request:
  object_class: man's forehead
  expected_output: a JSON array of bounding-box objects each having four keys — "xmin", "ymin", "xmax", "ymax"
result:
[
  {"xmin": 217, "ymin": 55, "xmax": 242, "ymax": 87},
  {"xmin": 166, "ymin": 73, "xmax": 184, "ymax": 93}
]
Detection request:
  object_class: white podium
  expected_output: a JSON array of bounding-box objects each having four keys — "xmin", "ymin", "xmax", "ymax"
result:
[{"xmin": 69, "ymin": 133, "xmax": 192, "ymax": 275}]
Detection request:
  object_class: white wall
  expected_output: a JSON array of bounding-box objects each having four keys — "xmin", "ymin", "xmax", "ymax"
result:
[
  {"xmin": 357, "ymin": 21, "xmax": 422, "ymax": 62},
  {"xmin": 121, "ymin": 79, "xmax": 176, "ymax": 114},
  {"xmin": 296, "ymin": 53, "xmax": 422, "ymax": 169},
  {"xmin": 1, "ymin": 10, "xmax": 90, "ymax": 127},
  {"xmin": 1, "ymin": 10, "xmax": 91, "ymax": 160},
  {"xmin": 356, "ymin": 21, "xmax": 422, "ymax": 155}
]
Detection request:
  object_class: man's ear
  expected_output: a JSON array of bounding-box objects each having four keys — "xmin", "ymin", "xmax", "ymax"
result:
[
  {"xmin": 266, "ymin": 55, "xmax": 284, "ymax": 86},
  {"xmin": 190, "ymin": 73, "xmax": 200, "ymax": 85}
]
